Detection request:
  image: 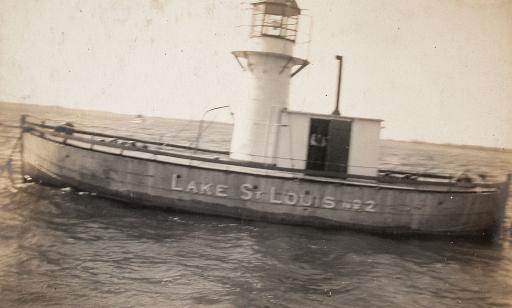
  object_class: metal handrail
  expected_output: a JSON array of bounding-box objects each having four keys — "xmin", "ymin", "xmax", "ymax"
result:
[
  {"xmin": 21, "ymin": 119, "xmax": 502, "ymax": 190},
  {"xmin": 23, "ymin": 120, "xmax": 229, "ymax": 156}
]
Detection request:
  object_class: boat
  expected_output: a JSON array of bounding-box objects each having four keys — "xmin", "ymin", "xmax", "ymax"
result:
[{"xmin": 20, "ymin": 0, "xmax": 510, "ymax": 237}]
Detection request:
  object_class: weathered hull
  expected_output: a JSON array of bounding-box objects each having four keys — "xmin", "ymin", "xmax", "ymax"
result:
[{"xmin": 22, "ymin": 132, "xmax": 507, "ymax": 236}]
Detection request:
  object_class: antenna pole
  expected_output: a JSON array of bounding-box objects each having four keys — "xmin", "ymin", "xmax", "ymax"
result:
[{"xmin": 332, "ymin": 55, "xmax": 343, "ymax": 116}]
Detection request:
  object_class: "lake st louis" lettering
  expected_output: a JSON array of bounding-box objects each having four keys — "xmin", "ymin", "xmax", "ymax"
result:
[{"xmin": 170, "ymin": 173, "xmax": 376, "ymax": 212}]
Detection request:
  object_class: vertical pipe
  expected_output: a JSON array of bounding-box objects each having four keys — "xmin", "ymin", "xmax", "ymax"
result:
[
  {"xmin": 271, "ymin": 107, "xmax": 287, "ymax": 166},
  {"xmin": 19, "ymin": 114, "xmax": 26, "ymax": 182},
  {"xmin": 332, "ymin": 55, "xmax": 343, "ymax": 116}
]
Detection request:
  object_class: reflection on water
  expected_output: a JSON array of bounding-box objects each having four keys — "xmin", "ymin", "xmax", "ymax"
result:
[{"xmin": 1, "ymin": 102, "xmax": 511, "ymax": 307}]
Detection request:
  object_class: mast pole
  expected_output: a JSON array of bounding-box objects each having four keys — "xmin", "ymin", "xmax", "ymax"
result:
[{"xmin": 332, "ymin": 55, "xmax": 343, "ymax": 116}]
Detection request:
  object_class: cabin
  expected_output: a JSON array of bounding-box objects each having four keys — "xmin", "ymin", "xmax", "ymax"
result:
[{"xmin": 275, "ymin": 111, "xmax": 382, "ymax": 177}]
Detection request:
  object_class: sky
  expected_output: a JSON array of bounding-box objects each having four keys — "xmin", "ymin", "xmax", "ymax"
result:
[{"xmin": 1, "ymin": 0, "xmax": 511, "ymax": 149}]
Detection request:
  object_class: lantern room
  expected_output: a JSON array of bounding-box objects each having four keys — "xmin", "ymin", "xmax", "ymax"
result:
[{"xmin": 250, "ymin": 0, "xmax": 300, "ymax": 42}]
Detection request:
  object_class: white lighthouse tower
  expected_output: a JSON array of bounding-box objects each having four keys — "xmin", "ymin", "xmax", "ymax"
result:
[
  {"xmin": 230, "ymin": 0, "xmax": 381, "ymax": 176},
  {"xmin": 230, "ymin": 0, "xmax": 308, "ymax": 164}
]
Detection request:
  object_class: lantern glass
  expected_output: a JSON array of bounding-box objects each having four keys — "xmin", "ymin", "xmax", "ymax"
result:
[{"xmin": 250, "ymin": 2, "xmax": 299, "ymax": 41}]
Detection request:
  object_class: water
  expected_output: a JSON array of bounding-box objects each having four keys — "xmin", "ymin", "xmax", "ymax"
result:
[{"xmin": 1, "ymin": 102, "xmax": 512, "ymax": 307}]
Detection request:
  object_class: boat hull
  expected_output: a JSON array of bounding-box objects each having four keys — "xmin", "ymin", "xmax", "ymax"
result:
[{"xmin": 22, "ymin": 132, "xmax": 507, "ymax": 236}]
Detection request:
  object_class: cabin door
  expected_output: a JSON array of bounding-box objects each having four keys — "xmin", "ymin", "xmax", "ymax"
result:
[
  {"xmin": 306, "ymin": 119, "xmax": 330, "ymax": 171},
  {"xmin": 325, "ymin": 119, "xmax": 351, "ymax": 174}
]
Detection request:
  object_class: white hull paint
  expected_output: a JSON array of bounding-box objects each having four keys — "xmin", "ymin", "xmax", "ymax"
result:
[{"xmin": 22, "ymin": 130, "xmax": 509, "ymax": 237}]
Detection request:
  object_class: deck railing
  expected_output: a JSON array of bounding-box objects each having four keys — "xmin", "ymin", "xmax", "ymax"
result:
[{"xmin": 20, "ymin": 115, "xmax": 503, "ymax": 189}]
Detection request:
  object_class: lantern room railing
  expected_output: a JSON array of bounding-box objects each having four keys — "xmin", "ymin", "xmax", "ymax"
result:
[{"xmin": 250, "ymin": 2, "xmax": 300, "ymax": 42}]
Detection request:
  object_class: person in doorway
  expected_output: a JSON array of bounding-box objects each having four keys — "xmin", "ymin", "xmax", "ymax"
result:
[
  {"xmin": 310, "ymin": 130, "xmax": 327, "ymax": 147},
  {"xmin": 308, "ymin": 129, "xmax": 327, "ymax": 170}
]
